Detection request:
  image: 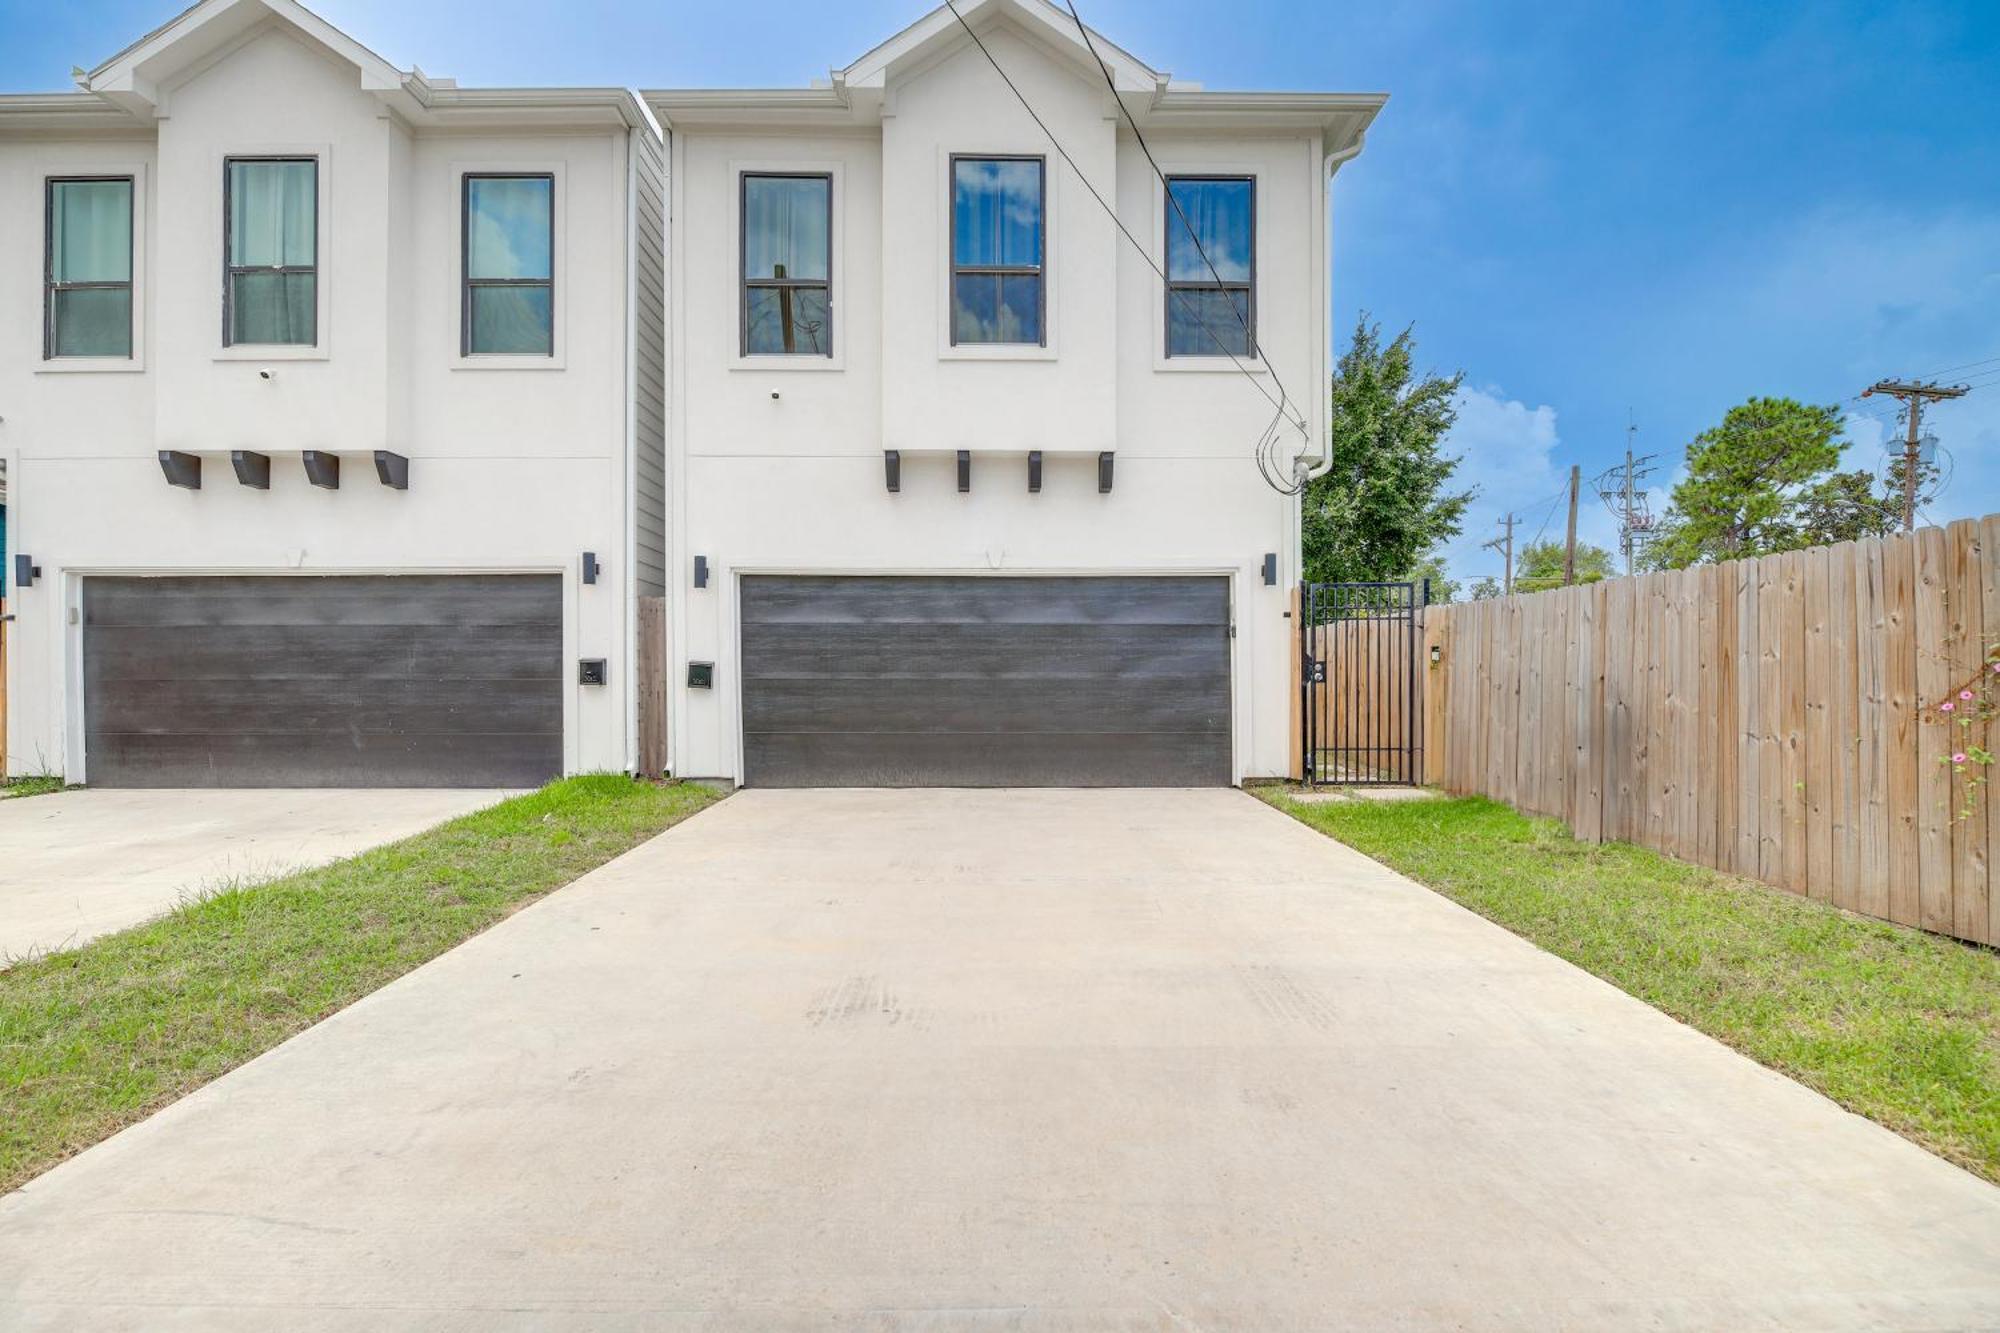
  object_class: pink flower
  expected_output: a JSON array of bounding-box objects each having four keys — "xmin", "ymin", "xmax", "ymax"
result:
[
  {"xmin": 1992, "ymin": 661, "xmax": 2000, "ymax": 673},
  {"xmin": 1954, "ymin": 753, "xmax": 1970, "ymax": 765},
  {"xmin": 1940, "ymin": 701, "xmax": 1956, "ymax": 713},
  {"xmin": 1963, "ymin": 689, "xmax": 1978, "ymax": 701}
]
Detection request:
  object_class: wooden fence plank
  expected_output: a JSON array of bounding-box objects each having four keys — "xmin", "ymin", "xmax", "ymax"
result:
[
  {"xmin": 1984, "ymin": 514, "xmax": 2000, "ymax": 946},
  {"xmin": 1948, "ymin": 518, "xmax": 1989, "ymax": 943},
  {"xmin": 1778, "ymin": 551, "xmax": 1809, "ymax": 896},
  {"xmin": 1914, "ymin": 525, "xmax": 1954, "ymax": 933},
  {"xmin": 1804, "ymin": 544, "xmax": 1833, "ymax": 901},
  {"xmin": 1857, "ymin": 538, "xmax": 1891, "ymax": 920},
  {"xmin": 1883, "ymin": 531, "xmax": 1922, "ymax": 927},
  {"xmin": 1757, "ymin": 555, "xmax": 1785, "ymax": 884},
  {"xmin": 1715, "ymin": 562, "xmax": 1741, "ymax": 872},
  {"xmin": 1826, "ymin": 543, "xmax": 1860, "ymax": 911},
  {"xmin": 1736, "ymin": 560, "xmax": 1761, "ymax": 877}
]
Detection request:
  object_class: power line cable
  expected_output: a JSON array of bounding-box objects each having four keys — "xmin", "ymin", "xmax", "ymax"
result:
[{"xmin": 940, "ymin": 0, "xmax": 1312, "ymax": 496}]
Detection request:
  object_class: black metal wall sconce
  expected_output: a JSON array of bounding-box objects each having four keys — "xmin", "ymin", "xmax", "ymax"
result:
[
  {"xmin": 13, "ymin": 554, "xmax": 39, "ymax": 589},
  {"xmin": 582, "ymin": 552, "xmax": 600, "ymax": 586},
  {"xmin": 884, "ymin": 449, "xmax": 900, "ymax": 493},
  {"xmin": 1098, "ymin": 451, "xmax": 1115, "ymax": 494},
  {"xmin": 956, "ymin": 450, "xmax": 971, "ymax": 493},
  {"xmin": 1028, "ymin": 450, "xmax": 1043, "ymax": 493},
  {"xmin": 231, "ymin": 450, "xmax": 270, "ymax": 489},
  {"xmin": 1262, "ymin": 553, "xmax": 1278, "ymax": 586},
  {"xmin": 159, "ymin": 450, "xmax": 201, "ymax": 490},
  {"xmin": 693, "ymin": 555, "xmax": 709, "ymax": 589},
  {"xmin": 374, "ymin": 450, "xmax": 409, "ymax": 490},
  {"xmin": 302, "ymin": 450, "xmax": 340, "ymax": 490}
]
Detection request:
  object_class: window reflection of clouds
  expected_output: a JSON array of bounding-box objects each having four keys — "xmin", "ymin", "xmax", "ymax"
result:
[
  {"xmin": 467, "ymin": 177, "xmax": 551, "ymax": 280},
  {"xmin": 1167, "ymin": 178, "xmax": 1251, "ymax": 282},
  {"xmin": 744, "ymin": 176, "xmax": 829, "ymax": 281},
  {"xmin": 953, "ymin": 159, "xmax": 1041, "ymax": 267}
]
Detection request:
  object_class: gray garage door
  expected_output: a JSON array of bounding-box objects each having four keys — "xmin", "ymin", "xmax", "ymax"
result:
[
  {"xmin": 83, "ymin": 574, "xmax": 563, "ymax": 788},
  {"xmin": 740, "ymin": 575, "xmax": 1231, "ymax": 787}
]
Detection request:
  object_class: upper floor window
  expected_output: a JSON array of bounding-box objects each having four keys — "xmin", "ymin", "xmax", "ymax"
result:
[
  {"xmin": 741, "ymin": 173, "xmax": 831, "ymax": 357},
  {"xmin": 463, "ymin": 173, "xmax": 555, "ymax": 356},
  {"xmin": 224, "ymin": 157, "xmax": 317, "ymax": 346},
  {"xmin": 45, "ymin": 177, "xmax": 134, "ymax": 359},
  {"xmin": 1164, "ymin": 175, "xmax": 1253, "ymax": 358},
  {"xmin": 951, "ymin": 156, "xmax": 1043, "ymax": 346}
]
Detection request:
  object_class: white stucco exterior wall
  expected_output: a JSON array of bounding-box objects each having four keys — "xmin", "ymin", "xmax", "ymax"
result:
[
  {"xmin": 0, "ymin": 24, "xmax": 649, "ymax": 782},
  {"xmin": 661, "ymin": 21, "xmax": 1332, "ymax": 785}
]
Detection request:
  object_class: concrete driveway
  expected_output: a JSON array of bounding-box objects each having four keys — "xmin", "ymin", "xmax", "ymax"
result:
[
  {"xmin": 3, "ymin": 788, "xmax": 1999, "ymax": 1328},
  {"xmin": 0, "ymin": 788, "xmax": 512, "ymax": 961}
]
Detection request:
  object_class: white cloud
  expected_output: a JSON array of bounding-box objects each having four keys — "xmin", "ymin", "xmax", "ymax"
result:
[{"xmin": 1438, "ymin": 385, "xmax": 1579, "ymax": 586}]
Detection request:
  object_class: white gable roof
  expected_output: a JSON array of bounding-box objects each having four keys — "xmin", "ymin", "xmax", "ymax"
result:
[{"xmin": 839, "ymin": 0, "xmax": 1162, "ymax": 94}]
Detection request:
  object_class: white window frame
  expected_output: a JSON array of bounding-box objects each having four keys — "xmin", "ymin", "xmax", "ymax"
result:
[
  {"xmin": 450, "ymin": 158, "xmax": 568, "ymax": 372},
  {"xmin": 34, "ymin": 160, "xmax": 148, "ymax": 375},
  {"xmin": 212, "ymin": 143, "xmax": 332, "ymax": 362},
  {"xmin": 727, "ymin": 157, "xmax": 845, "ymax": 372}
]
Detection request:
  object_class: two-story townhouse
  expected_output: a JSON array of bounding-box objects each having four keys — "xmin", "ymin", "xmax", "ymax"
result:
[
  {"xmin": 647, "ymin": 0, "xmax": 1381, "ymax": 787},
  {"xmin": 0, "ymin": 0, "xmax": 666, "ymax": 787}
]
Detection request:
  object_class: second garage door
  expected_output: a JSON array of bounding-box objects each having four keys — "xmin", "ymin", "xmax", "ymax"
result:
[
  {"xmin": 83, "ymin": 574, "xmax": 563, "ymax": 788},
  {"xmin": 740, "ymin": 575, "xmax": 1231, "ymax": 787}
]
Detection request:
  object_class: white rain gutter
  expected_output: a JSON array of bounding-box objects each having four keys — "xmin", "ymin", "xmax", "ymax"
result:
[{"xmin": 1302, "ymin": 131, "xmax": 1369, "ymax": 480}]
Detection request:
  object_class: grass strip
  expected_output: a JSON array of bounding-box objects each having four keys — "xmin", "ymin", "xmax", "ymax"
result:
[
  {"xmin": 1, "ymin": 774, "xmax": 718, "ymax": 1192},
  {"xmin": 1261, "ymin": 789, "xmax": 2000, "ymax": 1183}
]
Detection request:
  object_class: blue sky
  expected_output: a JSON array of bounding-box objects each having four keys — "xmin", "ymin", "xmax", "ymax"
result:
[{"xmin": 7, "ymin": 0, "xmax": 1996, "ymax": 584}]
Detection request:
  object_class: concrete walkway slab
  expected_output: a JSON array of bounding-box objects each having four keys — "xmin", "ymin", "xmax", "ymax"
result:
[
  {"xmin": 2, "ymin": 787, "xmax": 1998, "ymax": 1328},
  {"xmin": 0, "ymin": 789, "xmax": 513, "ymax": 962}
]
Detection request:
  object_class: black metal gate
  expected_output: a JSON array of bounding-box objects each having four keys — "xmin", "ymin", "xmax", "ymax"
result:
[{"xmin": 1300, "ymin": 580, "xmax": 1426, "ymax": 786}]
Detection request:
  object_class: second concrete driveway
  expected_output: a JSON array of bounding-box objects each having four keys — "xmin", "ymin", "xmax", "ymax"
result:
[
  {"xmin": 3, "ymin": 788, "xmax": 2000, "ymax": 1327},
  {"xmin": 0, "ymin": 788, "xmax": 512, "ymax": 961}
]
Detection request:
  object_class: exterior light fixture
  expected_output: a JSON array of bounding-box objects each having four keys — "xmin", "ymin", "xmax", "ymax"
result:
[
  {"xmin": 231, "ymin": 451, "xmax": 271, "ymax": 489},
  {"xmin": 1098, "ymin": 451, "xmax": 1115, "ymax": 494},
  {"xmin": 302, "ymin": 450, "xmax": 340, "ymax": 490},
  {"xmin": 1028, "ymin": 451, "xmax": 1043, "ymax": 493},
  {"xmin": 884, "ymin": 449, "xmax": 900, "ymax": 493},
  {"xmin": 13, "ymin": 554, "xmax": 39, "ymax": 588},
  {"xmin": 374, "ymin": 450, "xmax": 409, "ymax": 490},
  {"xmin": 159, "ymin": 450, "xmax": 201, "ymax": 490},
  {"xmin": 956, "ymin": 450, "xmax": 971, "ymax": 493},
  {"xmin": 693, "ymin": 555, "xmax": 709, "ymax": 589},
  {"xmin": 1262, "ymin": 553, "xmax": 1277, "ymax": 586},
  {"xmin": 582, "ymin": 552, "xmax": 600, "ymax": 585}
]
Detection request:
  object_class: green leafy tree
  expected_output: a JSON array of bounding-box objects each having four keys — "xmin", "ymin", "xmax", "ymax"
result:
[
  {"xmin": 1647, "ymin": 397, "xmax": 1902, "ymax": 569},
  {"xmin": 1404, "ymin": 550, "xmax": 1460, "ymax": 605},
  {"xmin": 1516, "ymin": 539, "xmax": 1614, "ymax": 594},
  {"xmin": 1302, "ymin": 317, "xmax": 1474, "ymax": 584},
  {"xmin": 1467, "ymin": 575, "xmax": 1503, "ymax": 601}
]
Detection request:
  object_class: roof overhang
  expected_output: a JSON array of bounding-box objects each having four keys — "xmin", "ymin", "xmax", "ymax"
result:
[{"xmin": 648, "ymin": 0, "xmax": 1384, "ymax": 148}]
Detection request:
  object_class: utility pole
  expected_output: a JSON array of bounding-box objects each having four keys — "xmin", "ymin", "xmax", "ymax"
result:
[
  {"xmin": 1593, "ymin": 415, "xmax": 1658, "ymax": 576},
  {"xmin": 1563, "ymin": 464, "xmax": 1581, "ymax": 586},
  {"xmin": 1483, "ymin": 513, "xmax": 1517, "ymax": 597},
  {"xmin": 1860, "ymin": 379, "xmax": 1968, "ymax": 531}
]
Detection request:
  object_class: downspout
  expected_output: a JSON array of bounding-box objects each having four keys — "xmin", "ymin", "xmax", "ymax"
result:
[
  {"xmin": 622, "ymin": 125, "xmax": 641, "ymax": 775},
  {"xmin": 1301, "ymin": 131, "xmax": 1368, "ymax": 481}
]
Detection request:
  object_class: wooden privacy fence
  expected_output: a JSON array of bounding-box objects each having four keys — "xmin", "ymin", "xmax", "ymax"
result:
[{"xmin": 1421, "ymin": 515, "xmax": 2000, "ymax": 947}]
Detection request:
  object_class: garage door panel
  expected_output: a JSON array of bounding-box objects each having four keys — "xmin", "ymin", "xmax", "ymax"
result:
[
  {"xmin": 741, "ymin": 623, "xmax": 1227, "ymax": 681},
  {"xmin": 744, "ymin": 730, "xmax": 1229, "ymax": 789},
  {"xmin": 84, "ymin": 624, "xmax": 561, "ymax": 683},
  {"xmin": 743, "ymin": 674, "xmax": 1231, "ymax": 735},
  {"xmin": 87, "ymin": 677, "xmax": 561, "ymax": 738},
  {"xmin": 742, "ymin": 575, "xmax": 1226, "ymax": 628},
  {"xmin": 83, "ymin": 575, "xmax": 562, "ymax": 629},
  {"xmin": 740, "ymin": 575, "xmax": 1230, "ymax": 787},
  {"xmin": 85, "ymin": 731, "xmax": 558, "ymax": 789},
  {"xmin": 84, "ymin": 575, "xmax": 562, "ymax": 788}
]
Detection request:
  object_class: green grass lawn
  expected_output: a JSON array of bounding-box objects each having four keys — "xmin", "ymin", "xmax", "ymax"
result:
[
  {"xmin": 1, "ymin": 776, "xmax": 69, "ymax": 800},
  {"xmin": 0, "ymin": 775, "xmax": 718, "ymax": 1193},
  {"xmin": 1261, "ymin": 789, "xmax": 2000, "ymax": 1184}
]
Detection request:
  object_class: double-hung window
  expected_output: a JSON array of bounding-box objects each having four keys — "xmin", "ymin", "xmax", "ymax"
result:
[
  {"xmin": 463, "ymin": 173, "xmax": 555, "ymax": 356},
  {"xmin": 224, "ymin": 157, "xmax": 317, "ymax": 346},
  {"xmin": 45, "ymin": 177, "xmax": 134, "ymax": 359},
  {"xmin": 740, "ymin": 173, "xmax": 831, "ymax": 357},
  {"xmin": 1164, "ymin": 175, "xmax": 1254, "ymax": 358},
  {"xmin": 950, "ymin": 156, "xmax": 1043, "ymax": 346}
]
